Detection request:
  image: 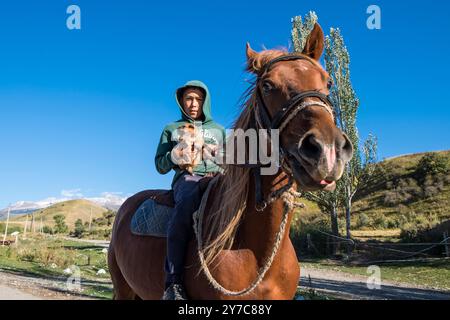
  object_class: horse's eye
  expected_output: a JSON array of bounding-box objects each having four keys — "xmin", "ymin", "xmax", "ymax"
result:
[
  {"xmin": 327, "ymin": 79, "xmax": 334, "ymax": 89},
  {"xmin": 262, "ymin": 81, "xmax": 274, "ymax": 94}
]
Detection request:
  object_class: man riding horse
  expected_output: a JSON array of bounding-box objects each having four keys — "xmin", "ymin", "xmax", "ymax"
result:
[
  {"xmin": 155, "ymin": 80, "xmax": 225, "ymax": 299},
  {"xmin": 109, "ymin": 23, "xmax": 353, "ymax": 300}
]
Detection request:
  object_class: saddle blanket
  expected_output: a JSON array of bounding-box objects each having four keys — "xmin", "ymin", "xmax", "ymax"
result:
[{"xmin": 130, "ymin": 199, "xmax": 174, "ymax": 237}]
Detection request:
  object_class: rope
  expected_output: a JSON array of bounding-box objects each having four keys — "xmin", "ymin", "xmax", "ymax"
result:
[
  {"xmin": 361, "ymin": 237, "xmax": 450, "ymax": 259},
  {"xmin": 307, "ymin": 227, "xmax": 450, "ymax": 259},
  {"xmin": 192, "ymin": 175, "xmax": 304, "ymax": 296},
  {"xmin": 312, "ymin": 228, "xmax": 356, "ymax": 245},
  {"xmin": 256, "ymin": 175, "xmax": 304, "ymax": 211},
  {"xmin": 279, "ymin": 101, "xmax": 334, "ymax": 133}
]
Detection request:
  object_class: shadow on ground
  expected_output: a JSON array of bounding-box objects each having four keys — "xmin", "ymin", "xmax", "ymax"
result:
[{"xmin": 299, "ymin": 275, "xmax": 450, "ymax": 300}]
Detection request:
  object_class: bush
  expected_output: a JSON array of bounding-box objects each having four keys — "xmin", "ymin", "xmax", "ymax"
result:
[
  {"xmin": 383, "ymin": 176, "xmax": 440, "ymax": 205},
  {"xmin": 383, "ymin": 191, "xmax": 400, "ymax": 206},
  {"xmin": 91, "ymin": 211, "xmax": 116, "ymax": 228},
  {"xmin": 290, "ymin": 217, "xmax": 332, "ymax": 257},
  {"xmin": 400, "ymin": 222, "xmax": 419, "ymax": 241},
  {"xmin": 0, "ymin": 223, "xmax": 21, "ymax": 235},
  {"xmin": 386, "ymin": 217, "xmax": 399, "ymax": 229},
  {"xmin": 356, "ymin": 213, "xmax": 371, "ymax": 229},
  {"xmin": 103, "ymin": 229, "xmax": 112, "ymax": 238},
  {"xmin": 73, "ymin": 219, "xmax": 85, "ymax": 238},
  {"xmin": 397, "ymin": 213, "xmax": 408, "ymax": 228},
  {"xmin": 416, "ymin": 153, "xmax": 448, "ymax": 178},
  {"xmin": 400, "ymin": 213, "xmax": 440, "ymax": 242},
  {"xmin": 85, "ymin": 228, "xmax": 112, "ymax": 240},
  {"xmin": 43, "ymin": 226, "xmax": 54, "ymax": 234},
  {"xmin": 16, "ymin": 245, "xmax": 77, "ymax": 268},
  {"xmin": 422, "ymin": 174, "xmax": 446, "ymax": 198},
  {"xmin": 373, "ymin": 214, "xmax": 388, "ymax": 229},
  {"xmin": 17, "ymin": 248, "xmax": 37, "ymax": 262},
  {"xmin": 53, "ymin": 215, "xmax": 68, "ymax": 234}
]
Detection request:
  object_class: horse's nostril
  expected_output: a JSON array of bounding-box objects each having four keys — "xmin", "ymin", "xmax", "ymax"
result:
[
  {"xmin": 336, "ymin": 133, "xmax": 354, "ymax": 162},
  {"xmin": 298, "ymin": 133, "xmax": 323, "ymax": 164}
]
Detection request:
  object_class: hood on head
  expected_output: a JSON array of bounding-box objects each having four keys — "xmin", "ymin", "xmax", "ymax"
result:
[{"xmin": 176, "ymin": 80, "xmax": 212, "ymax": 123}]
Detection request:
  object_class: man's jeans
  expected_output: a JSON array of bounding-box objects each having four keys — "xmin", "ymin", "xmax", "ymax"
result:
[{"xmin": 164, "ymin": 172, "xmax": 203, "ymax": 288}]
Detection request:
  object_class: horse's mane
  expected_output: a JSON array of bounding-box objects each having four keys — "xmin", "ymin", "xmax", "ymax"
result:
[{"xmin": 201, "ymin": 48, "xmax": 311, "ymax": 266}]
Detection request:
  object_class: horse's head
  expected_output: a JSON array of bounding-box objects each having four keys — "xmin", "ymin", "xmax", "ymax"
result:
[{"xmin": 246, "ymin": 23, "xmax": 353, "ymax": 191}]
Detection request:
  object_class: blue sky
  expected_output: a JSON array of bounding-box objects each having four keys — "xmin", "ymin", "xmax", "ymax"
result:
[{"xmin": 1, "ymin": 0, "xmax": 449, "ymax": 208}]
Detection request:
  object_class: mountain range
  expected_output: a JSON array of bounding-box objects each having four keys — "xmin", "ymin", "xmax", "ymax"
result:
[{"xmin": 0, "ymin": 194, "xmax": 126, "ymax": 220}]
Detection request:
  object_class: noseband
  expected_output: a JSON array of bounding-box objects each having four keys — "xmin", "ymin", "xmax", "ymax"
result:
[{"xmin": 251, "ymin": 54, "xmax": 335, "ymax": 210}]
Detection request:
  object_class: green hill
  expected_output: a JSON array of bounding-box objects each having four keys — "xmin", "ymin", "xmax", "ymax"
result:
[
  {"xmin": 293, "ymin": 150, "xmax": 450, "ymax": 236},
  {"xmin": 352, "ymin": 150, "xmax": 450, "ymax": 228},
  {"xmin": 12, "ymin": 199, "xmax": 108, "ymax": 230}
]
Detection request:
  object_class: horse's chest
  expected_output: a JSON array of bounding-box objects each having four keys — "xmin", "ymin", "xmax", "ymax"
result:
[{"xmin": 186, "ymin": 250, "xmax": 299, "ymax": 300}]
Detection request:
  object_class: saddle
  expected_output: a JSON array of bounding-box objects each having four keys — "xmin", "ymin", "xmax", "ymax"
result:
[{"xmin": 130, "ymin": 176, "xmax": 215, "ymax": 237}]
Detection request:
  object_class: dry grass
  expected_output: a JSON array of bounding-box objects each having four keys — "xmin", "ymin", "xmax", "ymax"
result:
[{"xmin": 352, "ymin": 229, "xmax": 401, "ymax": 238}]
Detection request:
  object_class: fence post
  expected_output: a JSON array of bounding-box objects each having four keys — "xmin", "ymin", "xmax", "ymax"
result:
[
  {"xmin": 326, "ymin": 236, "xmax": 330, "ymax": 256},
  {"xmin": 444, "ymin": 232, "xmax": 449, "ymax": 258},
  {"xmin": 307, "ymin": 233, "xmax": 311, "ymax": 254}
]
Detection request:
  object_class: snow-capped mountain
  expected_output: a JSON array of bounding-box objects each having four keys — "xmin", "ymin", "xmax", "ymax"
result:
[
  {"xmin": 0, "ymin": 193, "xmax": 127, "ymax": 220},
  {"xmin": 0, "ymin": 198, "xmax": 66, "ymax": 219},
  {"xmin": 87, "ymin": 193, "xmax": 126, "ymax": 211}
]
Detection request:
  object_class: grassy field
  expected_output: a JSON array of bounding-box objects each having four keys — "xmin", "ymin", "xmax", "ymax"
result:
[
  {"xmin": 301, "ymin": 258, "xmax": 450, "ymax": 291},
  {"xmin": 295, "ymin": 287, "xmax": 334, "ymax": 300},
  {"xmin": 0, "ymin": 235, "xmax": 113, "ymax": 299}
]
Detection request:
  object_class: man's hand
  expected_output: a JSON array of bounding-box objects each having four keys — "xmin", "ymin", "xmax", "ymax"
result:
[
  {"xmin": 202, "ymin": 144, "xmax": 218, "ymax": 161},
  {"xmin": 172, "ymin": 123, "xmax": 205, "ymax": 172},
  {"xmin": 171, "ymin": 142, "xmax": 196, "ymax": 166}
]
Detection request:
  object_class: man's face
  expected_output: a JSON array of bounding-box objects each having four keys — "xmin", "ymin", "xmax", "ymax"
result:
[{"xmin": 182, "ymin": 88, "xmax": 204, "ymax": 120}]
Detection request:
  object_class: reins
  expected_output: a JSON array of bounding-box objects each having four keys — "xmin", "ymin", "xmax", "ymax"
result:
[{"xmin": 193, "ymin": 175, "xmax": 304, "ymax": 297}]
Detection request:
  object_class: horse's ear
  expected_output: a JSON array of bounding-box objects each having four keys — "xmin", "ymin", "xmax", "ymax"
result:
[
  {"xmin": 246, "ymin": 42, "xmax": 259, "ymax": 73},
  {"xmin": 302, "ymin": 23, "xmax": 325, "ymax": 61}
]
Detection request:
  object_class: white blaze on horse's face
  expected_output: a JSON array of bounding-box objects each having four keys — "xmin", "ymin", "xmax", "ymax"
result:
[
  {"xmin": 323, "ymin": 144, "xmax": 336, "ymax": 175},
  {"xmin": 294, "ymin": 65, "xmax": 309, "ymax": 72},
  {"xmin": 182, "ymin": 89, "xmax": 204, "ymax": 120}
]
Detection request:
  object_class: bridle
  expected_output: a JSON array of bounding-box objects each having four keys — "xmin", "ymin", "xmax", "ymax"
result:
[
  {"xmin": 247, "ymin": 54, "xmax": 335, "ymax": 210},
  {"xmin": 255, "ymin": 54, "xmax": 334, "ymax": 134}
]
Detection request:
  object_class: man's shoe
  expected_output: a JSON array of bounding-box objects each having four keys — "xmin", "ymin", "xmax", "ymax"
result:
[{"xmin": 162, "ymin": 283, "xmax": 188, "ymax": 300}]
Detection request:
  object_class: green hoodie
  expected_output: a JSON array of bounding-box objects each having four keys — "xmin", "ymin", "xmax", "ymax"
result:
[{"xmin": 154, "ymin": 80, "xmax": 226, "ymax": 187}]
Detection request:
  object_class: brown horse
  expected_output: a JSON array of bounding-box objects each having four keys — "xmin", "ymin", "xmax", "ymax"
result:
[{"xmin": 108, "ymin": 23, "xmax": 353, "ymax": 300}]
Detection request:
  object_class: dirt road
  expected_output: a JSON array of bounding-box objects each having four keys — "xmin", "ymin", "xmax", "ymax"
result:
[
  {"xmin": 0, "ymin": 270, "xmax": 108, "ymax": 300},
  {"xmin": 0, "ymin": 284, "xmax": 41, "ymax": 300},
  {"xmin": 299, "ymin": 267, "xmax": 450, "ymax": 300}
]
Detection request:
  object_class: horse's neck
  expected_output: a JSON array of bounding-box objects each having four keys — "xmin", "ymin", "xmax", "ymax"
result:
[{"xmin": 236, "ymin": 170, "xmax": 295, "ymax": 255}]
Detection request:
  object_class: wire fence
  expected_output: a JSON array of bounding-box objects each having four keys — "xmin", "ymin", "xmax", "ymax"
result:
[{"xmin": 303, "ymin": 228, "xmax": 450, "ymax": 262}]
